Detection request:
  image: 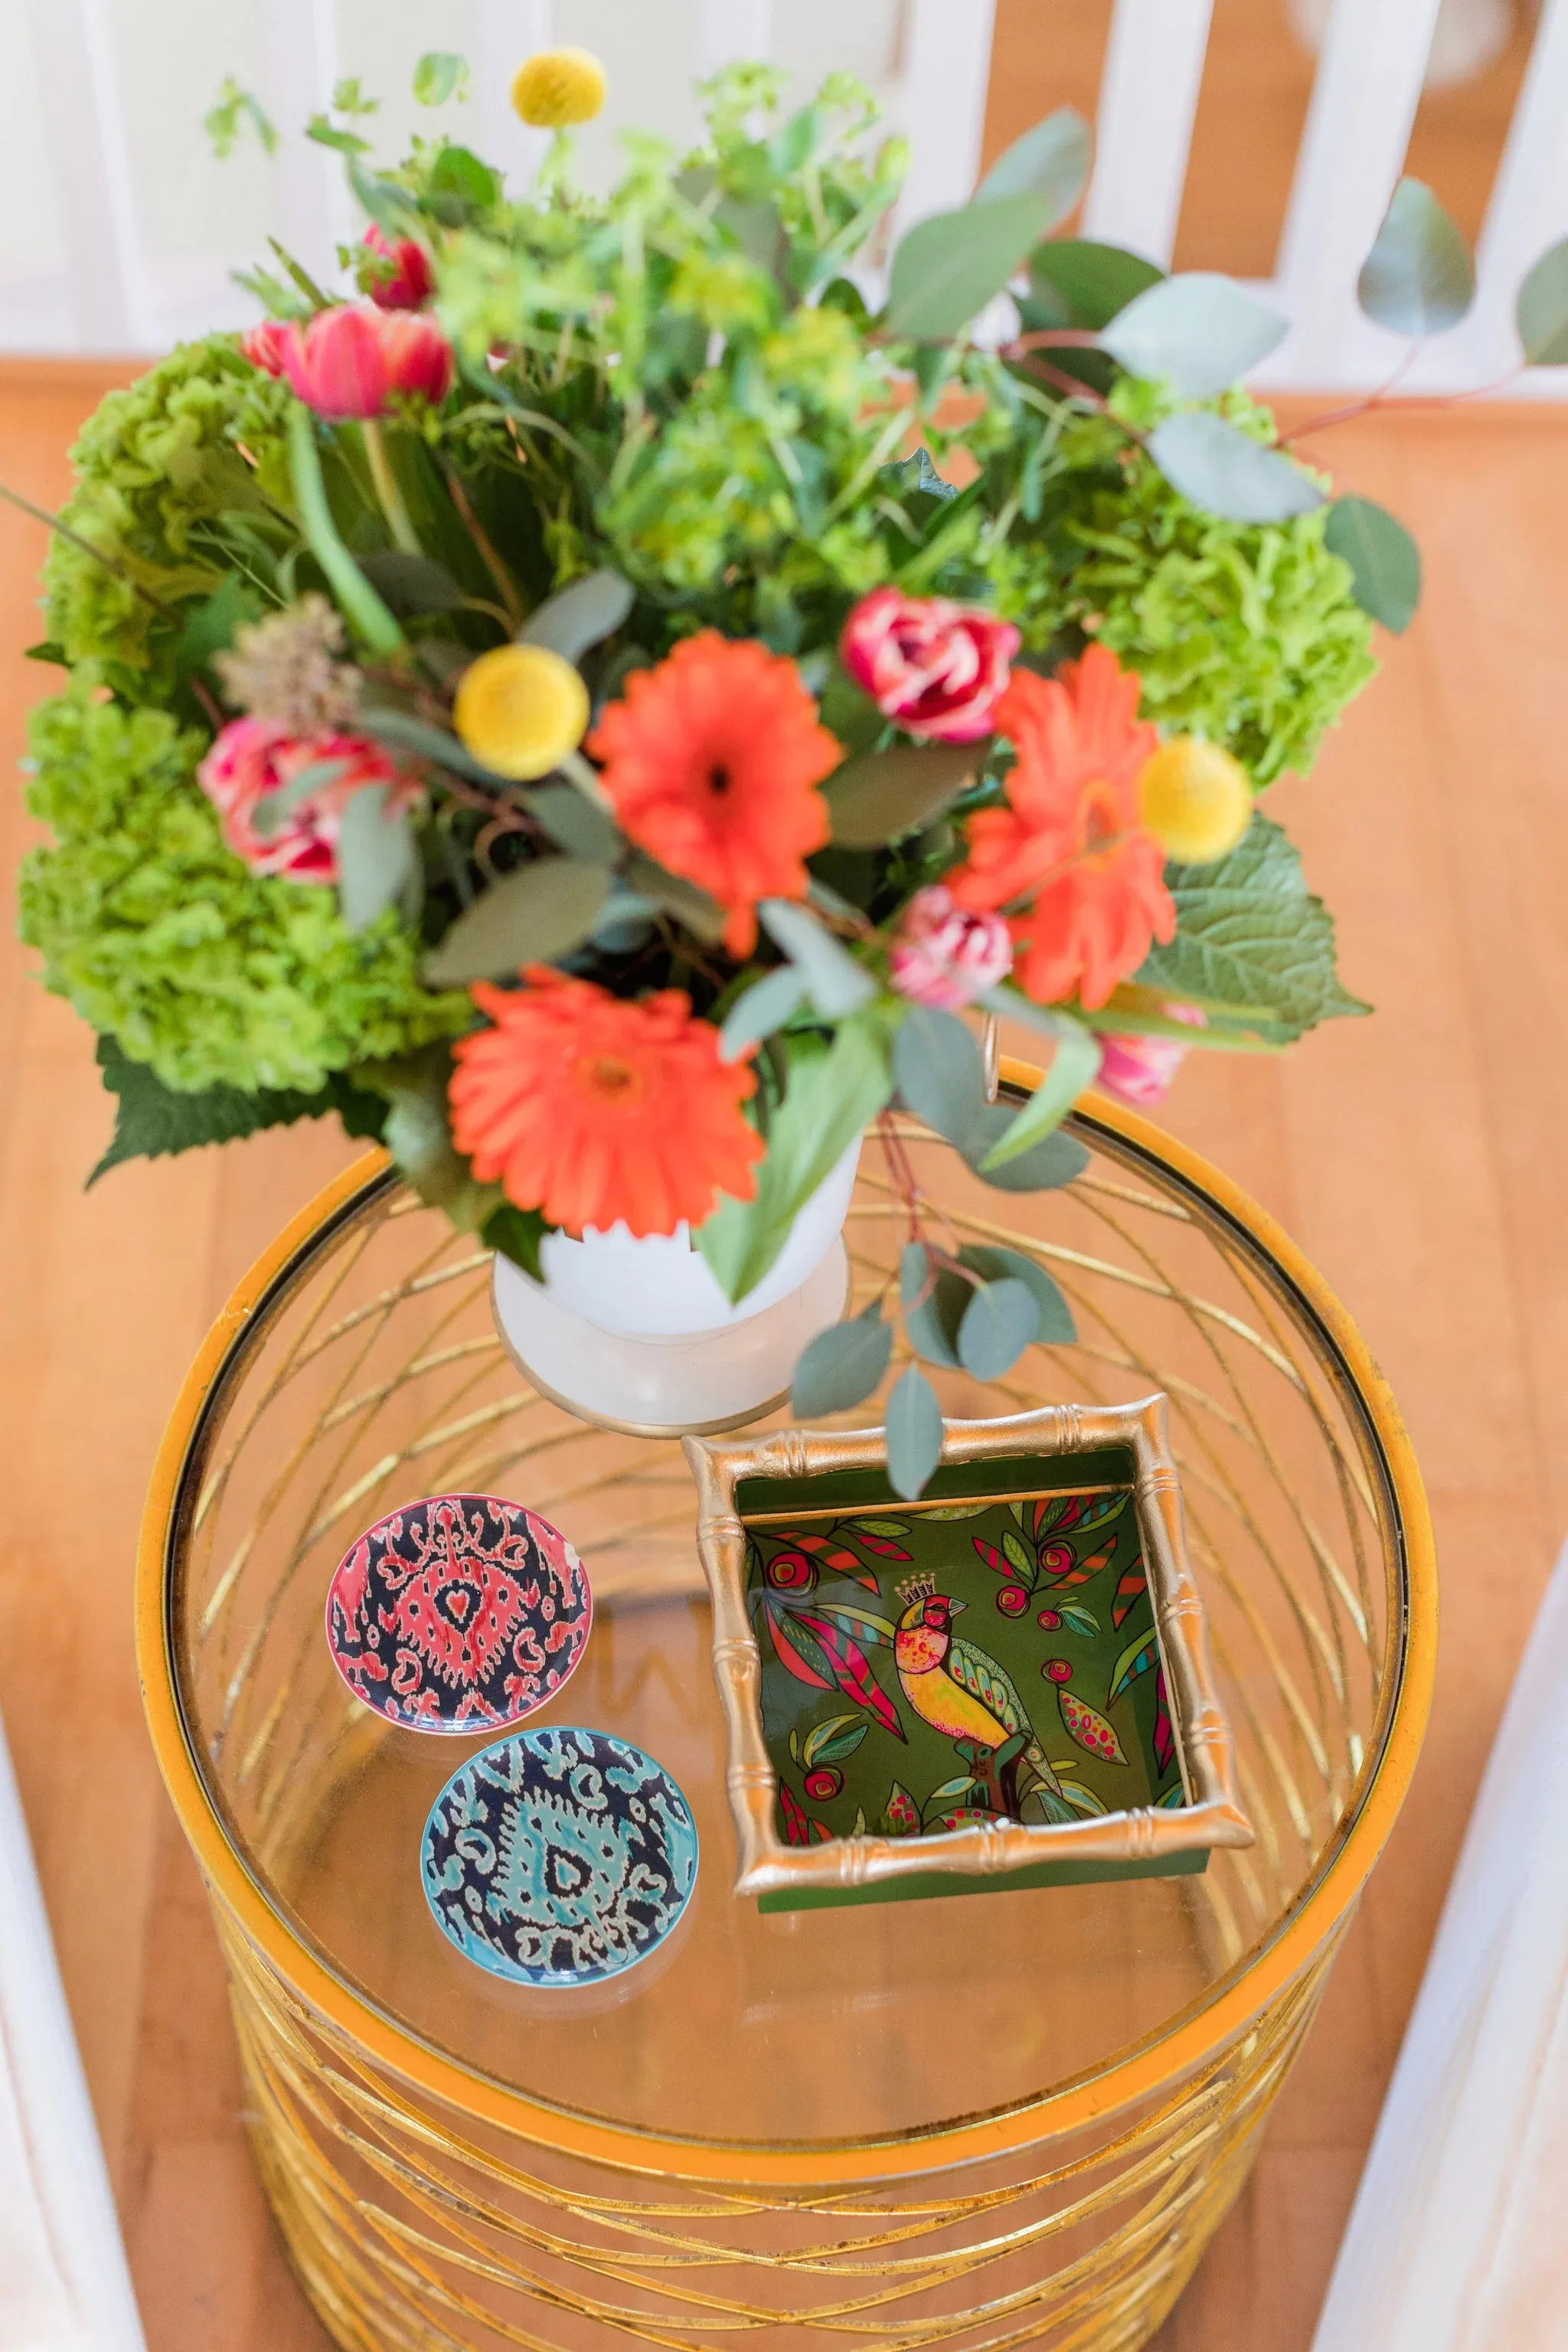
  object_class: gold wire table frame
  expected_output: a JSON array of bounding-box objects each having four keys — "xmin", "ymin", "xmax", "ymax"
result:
[{"xmin": 136, "ymin": 1076, "xmax": 1436, "ymax": 2352}]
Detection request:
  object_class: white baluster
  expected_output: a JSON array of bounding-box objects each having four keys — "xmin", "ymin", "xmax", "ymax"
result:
[
  {"xmin": 1083, "ymin": 0, "xmax": 1215, "ymax": 269},
  {"xmin": 477, "ymin": 0, "xmax": 555, "ymax": 198},
  {"xmin": 698, "ymin": 0, "xmax": 772, "ymax": 70},
  {"xmin": 23, "ymin": 0, "xmax": 147, "ymax": 350},
  {"xmin": 889, "ymin": 0, "xmax": 998, "ymax": 232},
  {"xmin": 1465, "ymin": 0, "xmax": 1568, "ymax": 391},
  {"xmin": 266, "ymin": 0, "xmax": 350, "ymax": 292}
]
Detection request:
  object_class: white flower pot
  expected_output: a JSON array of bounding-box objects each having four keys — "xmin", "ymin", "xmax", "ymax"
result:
[{"xmin": 491, "ymin": 1142, "xmax": 861, "ymax": 1436}]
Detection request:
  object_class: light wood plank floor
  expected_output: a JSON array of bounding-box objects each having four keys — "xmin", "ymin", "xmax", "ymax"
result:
[{"xmin": 4, "ymin": 365, "xmax": 1565, "ymax": 2349}]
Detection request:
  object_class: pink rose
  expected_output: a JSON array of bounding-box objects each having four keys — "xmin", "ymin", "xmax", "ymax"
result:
[
  {"xmin": 841, "ymin": 588, "xmax": 1020, "ymax": 743},
  {"xmin": 363, "ymin": 224, "xmax": 435, "ymax": 311},
  {"xmin": 198, "ymin": 718, "xmax": 420, "ymax": 883},
  {"xmin": 277, "ymin": 305, "xmax": 453, "ymax": 420},
  {"xmin": 1094, "ymin": 1005, "xmax": 1206, "ymax": 1108},
  {"xmin": 890, "ymin": 885, "xmax": 1012, "ymax": 1009}
]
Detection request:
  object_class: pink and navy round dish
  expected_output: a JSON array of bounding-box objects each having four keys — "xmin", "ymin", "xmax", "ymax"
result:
[{"xmin": 325, "ymin": 1493, "xmax": 591, "ymax": 1734}]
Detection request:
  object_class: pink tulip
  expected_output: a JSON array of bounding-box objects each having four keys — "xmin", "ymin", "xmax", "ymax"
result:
[
  {"xmin": 1094, "ymin": 1005, "xmax": 1206, "ymax": 1108},
  {"xmin": 890, "ymin": 885, "xmax": 1012, "ymax": 1010},
  {"xmin": 841, "ymin": 587, "xmax": 1020, "ymax": 743},
  {"xmin": 198, "ymin": 719, "xmax": 421, "ymax": 883},
  {"xmin": 240, "ymin": 319, "xmax": 290, "ymax": 377},
  {"xmin": 363, "ymin": 224, "xmax": 435, "ymax": 311},
  {"xmin": 278, "ymin": 305, "xmax": 453, "ymax": 421}
]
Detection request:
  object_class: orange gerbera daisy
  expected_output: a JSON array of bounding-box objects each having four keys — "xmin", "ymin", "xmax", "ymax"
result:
[
  {"xmin": 449, "ymin": 968, "xmax": 763, "ymax": 1238},
  {"xmin": 586, "ymin": 632, "xmax": 841, "ymax": 957},
  {"xmin": 948, "ymin": 644, "xmax": 1174, "ymax": 1010}
]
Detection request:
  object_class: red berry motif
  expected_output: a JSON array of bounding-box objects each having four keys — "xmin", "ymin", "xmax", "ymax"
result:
[
  {"xmin": 765, "ymin": 1549, "xmax": 816, "ymax": 1592},
  {"xmin": 1037, "ymin": 1607, "xmax": 1062, "ymax": 1629},
  {"xmin": 1044, "ymin": 1658, "xmax": 1073, "ymax": 1683},
  {"xmin": 995, "ymin": 1585, "xmax": 1028, "ymax": 1616},
  {"xmin": 804, "ymin": 1766, "xmax": 842, "ymax": 1802}
]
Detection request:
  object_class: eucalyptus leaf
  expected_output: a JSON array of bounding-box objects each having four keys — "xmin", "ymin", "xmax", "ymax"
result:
[
  {"xmin": 979, "ymin": 1021, "xmax": 1102, "ymax": 1169},
  {"xmin": 884, "ymin": 1364, "xmax": 944, "ymax": 1501},
  {"xmin": 887, "ymin": 191, "xmax": 1050, "ymax": 340},
  {"xmin": 975, "ymin": 106, "xmax": 1089, "ymax": 227},
  {"xmin": 336, "ymin": 786, "xmax": 419, "ymax": 934},
  {"xmin": 719, "ymin": 967, "xmax": 808, "ymax": 1061},
  {"xmin": 791, "ymin": 1305, "xmax": 893, "ymax": 1417},
  {"xmin": 1101, "ymin": 273, "xmax": 1287, "ymax": 397},
  {"xmin": 1357, "ymin": 178, "xmax": 1475, "ymax": 336},
  {"xmin": 900, "ymin": 1242, "xmax": 967, "ymax": 1370},
  {"xmin": 957, "ymin": 1278, "xmax": 1040, "ymax": 1380},
  {"xmin": 358, "ymin": 550, "xmax": 464, "ymax": 616},
  {"xmin": 892, "ymin": 1006, "xmax": 988, "ymax": 1151},
  {"xmin": 354, "ymin": 708, "xmax": 505, "ymax": 786},
  {"xmin": 1324, "ymin": 495, "xmax": 1422, "ymax": 632},
  {"xmin": 962, "ymin": 1106, "xmax": 1089, "ymax": 1193},
  {"xmin": 251, "ymin": 755, "xmax": 351, "ymax": 840},
  {"xmin": 1023, "ymin": 240, "xmax": 1164, "ymax": 331},
  {"xmin": 413, "ymin": 50, "xmax": 468, "ymax": 106},
  {"xmin": 1147, "ymin": 412, "xmax": 1322, "ymax": 524},
  {"xmin": 825, "ymin": 739, "xmax": 982, "ymax": 848},
  {"xmin": 348, "ymin": 164, "xmax": 424, "ymax": 240},
  {"xmin": 525, "ymin": 782, "xmax": 620, "ymax": 862},
  {"xmin": 623, "ymin": 852, "xmax": 728, "ymax": 943},
  {"xmin": 760, "ymin": 898, "xmax": 877, "ymax": 1018},
  {"xmin": 422, "ymin": 858, "xmax": 612, "ymax": 985},
  {"xmin": 521, "ymin": 570, "xmax": 635, "ymax": 665},
  {"xmin": 1517, "ymin": 237, "xmax": 1568, "ymax": 364},
  {"xmin": 957, "ymin": 1245, "xmax": 1076, "ymax": 1343}
]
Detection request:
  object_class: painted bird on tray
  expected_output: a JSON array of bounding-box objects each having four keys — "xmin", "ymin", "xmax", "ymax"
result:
[{"xmin": 893, "ymin": 1573, "xmax": 1070, "ymax": 1821}]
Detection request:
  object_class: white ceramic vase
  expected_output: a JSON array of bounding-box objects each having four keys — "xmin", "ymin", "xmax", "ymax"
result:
[{"xmin": 491, "ymin": 1142, "xmax": 860, "ymax": 1436}]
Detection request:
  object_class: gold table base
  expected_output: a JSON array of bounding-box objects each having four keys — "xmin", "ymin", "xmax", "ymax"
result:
[{"xmin": 138, "ymin": 1080, "xmax": 1436, "ymax": 2350}]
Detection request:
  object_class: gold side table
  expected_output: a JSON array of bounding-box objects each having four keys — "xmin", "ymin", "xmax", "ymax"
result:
[{"xmin": 137, "ymin": 1074, "xmax": 1436, "ymax": 2352}]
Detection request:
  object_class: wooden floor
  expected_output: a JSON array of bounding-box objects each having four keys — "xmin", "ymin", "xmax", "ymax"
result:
[{"xmin": 4, "ymin": 363, "xmax": 1567, "ymax": 2347}]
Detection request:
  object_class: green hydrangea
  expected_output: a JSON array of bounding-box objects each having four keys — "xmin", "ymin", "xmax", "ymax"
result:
[
  {"xmin": 18, "ymin": 688, "xmax": 469, "ymax": 1094},
  {"xmin": 44, "ymin": 336, "xmax": 292, "ymax": 684},
  {"xmin": 994, "ymin": 395, "xmax": 1376, "ymax": 785}
]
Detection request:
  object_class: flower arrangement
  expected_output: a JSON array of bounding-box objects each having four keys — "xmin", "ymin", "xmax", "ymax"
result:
[{"xmin": 15, "ymin": 49, "xmax": 1567, "ymax": 1492}]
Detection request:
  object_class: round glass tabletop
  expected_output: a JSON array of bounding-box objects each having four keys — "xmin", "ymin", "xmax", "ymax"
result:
[{"xmin": 162, "ymin": 1106, "xmax": 1404, "ymax": 2148}]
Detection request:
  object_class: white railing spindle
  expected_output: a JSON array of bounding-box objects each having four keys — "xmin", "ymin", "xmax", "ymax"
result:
[
  {"xmin": 477, "ymin": 0, "xmax": 555, "ymax": 200},
  {"xmin": 24, "ymin": 0, "xmax": 146, "ymax": 351},
  {"xmin": 698, "ymin": 0, "xmax": 772, "ymax": 71},
  {"xmin": 1465, "ymin": 0, "xmax": 1568, "ymax": 386},
  {"xmin": 266, "ymin": 0, "xmax": 349, "ymax": 294},
  {"xmin": 890, "ymin": 0, "xmax": 997, "ymax": 230},
  {"xmin": 1083, "ymin": 0, "xmax": 1214, "ymax": 268}
]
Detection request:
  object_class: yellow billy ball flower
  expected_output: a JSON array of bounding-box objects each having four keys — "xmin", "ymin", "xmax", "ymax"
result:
[
  {"xmin": 1138, "ymin": 737, "xmax": 1253, "ymax": 866},
  {"xmin": 511, "ymin": 46, "xmax": 606, "ymax": 129},
  {"xmin": 453, "ymin": 645, "xmax": 590, "ymax": 782}
]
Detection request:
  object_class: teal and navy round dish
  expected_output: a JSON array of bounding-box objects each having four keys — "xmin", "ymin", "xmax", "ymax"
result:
[{"xmin": 420, "ymin": 1727, "xmax": 698, "ymax": 1988}]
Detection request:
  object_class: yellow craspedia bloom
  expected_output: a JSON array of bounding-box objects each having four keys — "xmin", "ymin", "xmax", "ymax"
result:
[
  {"xmin": 1138, "ymin": 737, "xmax": 1253, "ymax": 866},
  {"xmin": 511, "ymin": 46, "xmax": 606, "ymax": 129},
  {"xmin": 454, "ymin": 645, "xmax": 590, "ymax": 782}
]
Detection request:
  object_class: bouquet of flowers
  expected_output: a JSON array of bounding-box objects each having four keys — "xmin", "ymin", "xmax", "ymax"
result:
[{"xmin": 18, "ymin": 47, "xmax": 1560, "ymax": 1489}]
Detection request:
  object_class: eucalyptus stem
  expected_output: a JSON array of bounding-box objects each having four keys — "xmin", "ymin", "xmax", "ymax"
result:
[
  {"xmin": 361, "ymin": 420, "xmax": 423, "ymax": 556},
  {"xmin": 286, "ymin": 404, "xmax": 404, "ymax": 658}
]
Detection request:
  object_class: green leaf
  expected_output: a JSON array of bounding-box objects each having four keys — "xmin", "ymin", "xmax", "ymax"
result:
[
  {"xmin": 358, "ymin": 550, "xmax": 465, "ymax": 616},
  {"xmin": 1147, "ymin": 413, "xmax": 1323, "ymax": 524},
  {"xmin": 287, "ymin": 407, "xmax": 404, "ymax": 658},
  {"xmin": 956, "ymin": 1244, "xmax": 1075, "ymax": 1344},
  {"xmin": 978, "ymin": 1021, "xmax": 1101, "ymax": 1170},
  {"xmin": 720, "ymin": 967, "xmax": 809, "ymax": 1060},
  {"xmin": 413, "ymin": 51, "xmax": 469, "ymax": 106},
  {"xmin": 961, "ymin": 1106, "xmax": 1088, "ymax": 1193},
  {"xmin": 526, "ymin": 782, "xmax": 620, "ymax": 862},
  {"xmin": 900, "ymin": 1242, "xmax": 967, "ymax": 1370},
  {"xmin": 1058, "ymin": 1603, "xmax": 1099, "ymax": 1637},
  {"xmin": 1138, "ymin": 812, "xmax": 1368, "ymax": 1034},
  {"xmin": 482, "ymin": 1200, "xmax": 545, "ymax": 1279},
  {"xmin": 521, "ymin": 570, "xmax": 635, "ymax": 665},
  {"xmin": 354, "ymin": 707, "xmax": 506, "ymax": 786},
  {"xmin": 887, "ymin": 191, "xmax": 1050, "ymax": 340},
  {"xmin": 1357, "ymin": 178, "xmax": 1475, "ymax": 336},
  {"xmin": 760, "ymin": 898, "xmax": 877, "ymax": 1018},
  {"xmin": 428, "ymin": 143, "xmax": 500, "ymax": 218},
  {"xmin": 423, "ymin": 859, "xmax": 612, "ymax": 984},
  {"xmin": 306, "ymin": 117, "xmax": 371, "ymax": 155},
  {"xmin": 825, "ymin": 740, "xmax": 982, "ymax": 848},
  {"xmin": 88, "ymin": 1037, "xmax": 382, "ymax": 1185},
  {"xmin": 1023, "ymin": 240, "xmax": 1163, "ymax": 331},
  {"xmin": 1001, "ymin": 1530, "xmax": 1034, "ymax": 1581},
  {"xmin": 892, "ymin": 1005, "xmax": 988, "ymax": 1151},
  {"xmin": 348, "ymin": 165, "xmax": 424, "ymax": 242},
  {"xmin": 1516, "ymin": 236, "xmax": 1568, "ymax": 364},
  {"xmin": 792, "ymin": 1305, "xmax": 893, "ymax": 1417},
  {"xmin": 1057, "ymin": 1780, "xmax": 1110, "ymax": 1818},
  {"xmin": 925, "ymin": 1774, "xmax": 978, "ymax": 1808},
  {"xmin": 958, "ymin": 1279, "xmax": 1040, "ymax": 1380},
  {"xmin": 204, "ymin": 75, "xmax": 279, "ymax": 161},
  {"xmin": 177, "ymin": 577, "xmax": 262, "ymax": 675},
  {"xmin": 885, "ymin": 1364, "xmax": 944, "ymax": 1501},
  {"xmin": 697, "ymin": 1016, "xmax": 893, "ymax": 1303},
  {"xmin": 1324, "ymin": 495, "xmax": 1422, "ymax": 633},
  {"xmin": 975, "ymin": 106, "xmax": 1090, "ymax": 225},
  {"xmin": 1101, "ymin": 273, "xmax": 1287, "ymax": 398},
  {"xmin": 337, "ymin": 786, "xmax": 420, "ymax": 934},
  {"xmin": 623, "ymin": 852, "xmax": 729, "ymax": 944},
  {"xmin": 802, "ymin": 1715, "xmax": 869, "ymax": 1769},
  {"xmin": 252, "ymin": 755, "xmax": 353, "ymax": 839},
  {"xmin": 1108, "ymin": 1627, "xmax": 1162, "ymax": 1709}
]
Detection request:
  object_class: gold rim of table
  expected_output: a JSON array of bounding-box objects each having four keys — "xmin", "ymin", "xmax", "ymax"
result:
[{"xmin": 136, "ymin": 1063, "xmax": 1437, "ymax": 2186}]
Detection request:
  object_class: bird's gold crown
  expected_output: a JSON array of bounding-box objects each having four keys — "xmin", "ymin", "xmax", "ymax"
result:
[{"xmin": 897, "ymin": 1572, "xmax": 936, "ymax": 1608}]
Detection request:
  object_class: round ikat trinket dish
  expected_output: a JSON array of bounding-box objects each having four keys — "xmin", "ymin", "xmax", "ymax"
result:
[
  {"xmin": 325, "ymin": 1493, "xmax": 590, "ymax": 1733},
  {"xmin": 420, "ymin": 1728, "xmax": 699, "ymax": 1988}
]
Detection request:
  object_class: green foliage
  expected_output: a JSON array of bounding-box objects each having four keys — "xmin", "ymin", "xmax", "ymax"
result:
[
  {"xmin": 204, "ymin": 77, "xmax": 278, "ymax": 160},
  {"xmin": 413, "ymin": 52, "xmax": 470, "ymax": 107},
  {"xmin": 1325, "ymin": 495, "xmax": 1422, "ymax": 633},
  {"xmin": 1357, "ymin": 178, "xmax": 1474, "ymax": 337},
  {"xmin": 90, "ymin": 1034, "xmax": 385, "ymax": 1184},
  {"xmin": 18, "ymin": 688, "xmax": 469, "ymax": 1094},
  {"xmin": 44, "ymin": 337, "xmax": 294, "ymax": 692}
]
